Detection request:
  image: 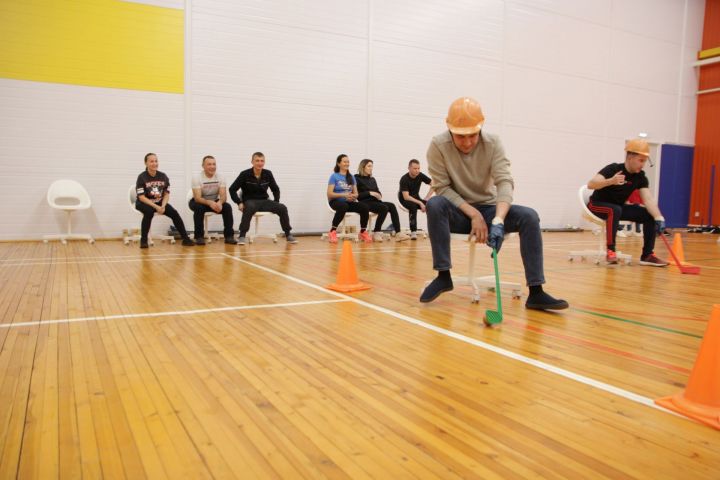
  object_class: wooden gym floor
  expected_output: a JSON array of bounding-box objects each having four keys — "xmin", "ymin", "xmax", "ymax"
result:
[{"xmin": 0, "ymin": 231, "xmax": 718, "ymax": 479}]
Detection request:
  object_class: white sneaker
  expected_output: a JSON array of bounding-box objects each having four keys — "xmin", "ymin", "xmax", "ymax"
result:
[
  {"xmin": 372, "ymin": 231, "xmax": 384, "ymax": 242},
  {"xmin": 395, "ymin": 232, "xmax": 410, "ymax": 242},
  {"xmin": 410, "ymin": 232, "xmax": 417, "ymax": 240}
]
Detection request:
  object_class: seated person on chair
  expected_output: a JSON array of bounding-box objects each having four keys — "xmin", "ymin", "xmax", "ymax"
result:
[
  {"xmin": 398, "ymin": 159, "xmax": 434, "ymax": 239},
  {"xmin": 420, "ymin": 97, "xmax": 568, "ymax": 310},
  {"xmin": 355, "ymin": 158, "xmax": 410, "ymax": 242},
  {"xmin": 228, "ymin": 152, "xmax": 297, "ymax": 245},
  {"xmin": 135, "ymin": 153, "xmax": 194, "ymax": 248},
  {"xmin": 586, "ymin": 139, "xmax": 668, "ymax": 266},
  {"xmin": 189, "ymin": 155, "xmax": 237, "ymax": 245},
  {"xmin": 326, "ymin": 154, "xmax": 372, "ymax": 244}
]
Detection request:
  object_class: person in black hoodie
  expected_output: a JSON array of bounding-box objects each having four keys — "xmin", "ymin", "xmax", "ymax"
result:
[
  {"xmin": 355, "ymin": 159, "xmax": 409, "ymax": 242},
  {"xmin": 228, "ymin": 152, "xmax": 297, "ymax": 245}
]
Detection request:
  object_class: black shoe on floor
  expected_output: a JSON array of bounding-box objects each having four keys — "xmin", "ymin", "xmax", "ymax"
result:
[
  {"xmin": 195, "ymin": 238, "xmax": 206, "ymax": 246},
  {"xmin": 224, "ymin": 237, "xmax": 238, "ymax": 245},
  {"xmin": 182, "ymin": 238, "xmax": 195, "ymax": 246},
  {"xmin": 140, "ymin": 240, "xmax": 149, "ymax": 249},
  {"xmin": 525, "ymin": 291, "xmax": 569, "ymax": 310},
  {"xmin": 420, "ymin": 275, "xmax": 453, "ymax": 303}
]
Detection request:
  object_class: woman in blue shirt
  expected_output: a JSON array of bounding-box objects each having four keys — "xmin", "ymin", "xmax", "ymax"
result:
[{"xmin": 327, "ymin": 154, "xmax": 372, "ymax": 243}]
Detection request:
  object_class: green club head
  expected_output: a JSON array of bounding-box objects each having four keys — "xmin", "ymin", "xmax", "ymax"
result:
[{"xmin": 484, "ymin": 310, "xmax": 502, "ymax": 325}]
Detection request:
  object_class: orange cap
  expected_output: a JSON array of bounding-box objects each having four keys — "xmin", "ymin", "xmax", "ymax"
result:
[
  {"xmin": 446, "ymin": 97, "xmax": 485, "ymax": 135},
  {"xmin": 625, "ymin": 139, "xmax": 650, "ymax": 157}
]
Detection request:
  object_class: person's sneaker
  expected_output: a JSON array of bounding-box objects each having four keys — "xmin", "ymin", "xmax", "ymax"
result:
[
  {"xmin": 395, "ymin": 232, "xmax": 410, "ymax": 242},
  {"xmin": 410, "ymin": 232, "xmax": 418, "ymax": 240},
  {"xmin": 140, "ymin": 240, "xmax": 149, "ymax": 249},
  {"xmin": 224, "ymin": 237, "xmax": 238, "ymax": 245},
  {"xmin": 237, "ymin": 236, "xmax": 247, "ymax": 245},
  {"xmin": 525, "ymin": 292, "xmax": 569, "ymax": 310},
  {"xmin": 420, "ymin": 275, "xmax": 454, "ymax": 303},
  {"xmin": 372, "ymin": 231, "xmax": 384, "ymax": 242},
  {"xmin": 359, "ymin": 230, "xmax": 373, "ymax": 243},
  {"xmin": 328, "ymin": 230, "xmax": 338, "ymax": 244},
  {"xmin": 195, "ymin": 237, "xmax": 206, "ymax": 246},
  {"xmin": 182, "ymin": 238, "xmax": 195, "ymax": 246},
  {"xmin": 286, "ymin": 234, "xmax": 298, "ymax": 244},
  {"xmin": 633, "ymin": 229, "xmax": 644, "ymax": 237},
  {"xmin": 617, "ymin": 230, "xmax": 627, "ymax": 238},
  {"xmin": 606, "ymin": 249, "xmax": 618, "ymax": 264},
  {"xmin": 640, "ymin": 253, "xmax": 669, "ymax": 267}
]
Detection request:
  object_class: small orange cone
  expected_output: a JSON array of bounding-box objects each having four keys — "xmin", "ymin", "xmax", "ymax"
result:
[
  {"xmin": 655, "ymin": 305, "xmax": 720, "ymax": 429},
  {"xmin": 669, "ymin": 232, "xmax": 697, "ymax": 270},
  {"xmin": 326, "ymin": 240, "xmax": 371, "ymax": 293},
  {"xmin": 671, "ymin": 233, "xmax": 686, "ymax": 264}
]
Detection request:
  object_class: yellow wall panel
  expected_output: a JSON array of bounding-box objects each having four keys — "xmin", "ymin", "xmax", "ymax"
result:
[{"xmin": 0, "ymin": 0, "xmax": 183, "ymax": 93}]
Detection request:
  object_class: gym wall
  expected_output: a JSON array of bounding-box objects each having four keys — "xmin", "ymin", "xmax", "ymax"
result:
[{"xmin": 0, "ymin": 0, "xmax": 706, "ymax": 239}]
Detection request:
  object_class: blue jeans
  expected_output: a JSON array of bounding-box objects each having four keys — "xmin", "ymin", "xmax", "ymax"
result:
[{"xmin": 426, "ymin": 196, "xmax": 545, "ymax": 286}]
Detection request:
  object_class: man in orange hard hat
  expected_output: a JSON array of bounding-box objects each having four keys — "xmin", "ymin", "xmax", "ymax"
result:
[
  {"xmin": 420, "ymin": 97, "xmax": 569, "ymax": 310},
  {"xmin": 586, "ymin": 139, "xmax": 668, "ymax": 266}
]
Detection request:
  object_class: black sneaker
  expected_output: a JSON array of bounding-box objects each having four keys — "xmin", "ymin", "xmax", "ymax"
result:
[
  {"xmin": 181, "ymin": 238, "xmax": 195, "ymax": 246},
  {"xmin": 195, "ymin": 238, "xmax": 206, "ymax": 246},
  {"xmin": 224, "ymin": 237, "xmax": 238, "ymax": 245},
  {"xmin": 140, "ymin": 240, "xmax": 149, "ymax": 249},
  {"xmin": 525, "ymin": 292, "xmax": 569, "ymax": 310},
  {"xmin": 420, "ymin": 275, "xmax": 454, "ymax": 303}
]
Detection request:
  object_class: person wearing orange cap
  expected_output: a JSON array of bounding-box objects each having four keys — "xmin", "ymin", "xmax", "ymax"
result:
[
  {"xmin": 420, "ymin": 97, "xmax": 568, "ymax": 310},
  {"xmin": 586, "ymin": 139, "xmax": 668, "ymax": 266}
]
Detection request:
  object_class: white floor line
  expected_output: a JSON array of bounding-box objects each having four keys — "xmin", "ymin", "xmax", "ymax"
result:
[
  {"xmin": 221, "ymin": 252, "xmax": 674, "ymax": 415},
  {"xmin": 1, "ymin": 299, "xmax": 349, "ymax": 329}
]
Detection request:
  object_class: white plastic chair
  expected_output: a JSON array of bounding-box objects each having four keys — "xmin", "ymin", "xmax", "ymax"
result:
[
  {"xmin": 397, "ymin": 201, "xmax": 428, "ymax": 238},
  {"xmin": 186, "ymin": 189, "xmax": 220, "ymax": 243},
  {"xmin": 43, "ymin": 180, "xmax": 95, "ymax": 244},
  {"xmin": 124, "ymin": 185, "xmax": 175, "ymax": 246},
  {"xmin": 568, "ymin": 185, "xmax": 631, "ymax": 265},
  {"xmin": 424, "ymin": 233, "xmax": 522, "ymax": 303},
  {"xmin": 247, "ymin": 212, "xmax": 278, "ymax": 244}
]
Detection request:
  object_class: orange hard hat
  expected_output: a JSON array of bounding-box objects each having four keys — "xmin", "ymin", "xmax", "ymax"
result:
[
  {"xmin": 625, "ymin": 139, "xmax": 650, "ymax": 157},
  {"xmin": 446, "ymin": 97, "xmax": 485, "ymax": 135}
]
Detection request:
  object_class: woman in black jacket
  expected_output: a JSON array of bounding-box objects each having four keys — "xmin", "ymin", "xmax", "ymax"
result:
[{"xmin": 355, "ymin": 159, "xmax": 409, "ymax": 242}]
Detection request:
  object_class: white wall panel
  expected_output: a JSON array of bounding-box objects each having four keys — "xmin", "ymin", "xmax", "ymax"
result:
[
  {"xmin": 503, "ymin": 126, "xmax": 607, "ymax": 227},
  {"xmin": 509, "ymin": 0, "xmax": 612, "ymax": 25},
  {"xmin": 0, "ymin": 0, "xmax": 706, "ymax": 239},
  {"xmin": 612, "ymin": 0, "xmax": 685, "ymax": 44},
  {"xmin": 504, "ymin": 66, "xmax": 607, "ymax": 135},
  {"xmin": 609, "ymin": 31, "xmax": 682, "ymax": 94},
  {"xmin": 0, "ymin": 79, "xmax": 183, "ymax": 240},
  {"xmin": 194, "ymin": 0, "xmax": 367, "ymax": 38},
  {"xmin": 192, "ymin": 13, "xmax": 367, "ymax": 108},
  {"xmin": 372, "ymin": 42, "xmax": 503, "ymax": 119},
  {"xmin": 606, "ymin": 84, "xmax": 677, "ymax": 141},
  {"xmin": 505, "ymin": 4, "xmax": 611, "ymax": 80},
  {"xmin": 373, "ymin": 0, "xmax": 504, "ymax": 61},
  {"xmin": 684, "ymin": 0, "xmax": 706, "ymax": 48},
  {"xmin": 677, "ymin": 95, "xmax": 698, "ymax": 145}
]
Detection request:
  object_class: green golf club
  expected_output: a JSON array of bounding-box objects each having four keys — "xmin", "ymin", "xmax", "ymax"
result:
[{"xmin": 484, "ymin": 248, "xmax": 503, "ymax": 325}]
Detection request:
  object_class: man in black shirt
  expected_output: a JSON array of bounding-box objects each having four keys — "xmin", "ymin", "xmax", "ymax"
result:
[
  {"xmin": 587, "ymin": 139, "xmax": 668, "ymax": 266},
  {"xmin": 398, "ymin": 159, "xmax": 434, "ymax": 239},
  {"xmin": 229, "ymin": 152, "xmax": 297, "ymax": 245}
]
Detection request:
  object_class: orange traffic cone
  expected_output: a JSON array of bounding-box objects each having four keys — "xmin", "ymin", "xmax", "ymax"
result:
[
  {"xmin": 671, "ymin": 233, "xmax": 686, "ymax": 264},
  {"xmin": 326, "ymin": 240, "xmax": 371, "ymax": 293},
  {"xmin": 655, "ymin": 305, "xmax": 720, "ymax": 429}
]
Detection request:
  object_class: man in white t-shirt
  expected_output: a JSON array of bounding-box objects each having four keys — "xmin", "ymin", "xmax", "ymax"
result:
[{"xmin": 189, "ymin": 155, "xmax": 237, "ymax": 244}]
